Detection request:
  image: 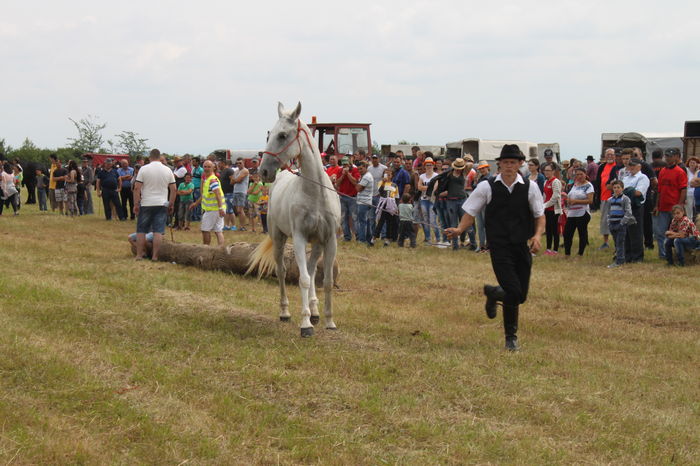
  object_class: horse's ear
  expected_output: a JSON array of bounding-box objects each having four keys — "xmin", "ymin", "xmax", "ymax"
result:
[
  {"xmin": 277, "ymin": 101, "xmax": 285, "ymax": 119},
  {"xmin": 290, "ymin": 101, "xmax": 302, "ymax": 121}
]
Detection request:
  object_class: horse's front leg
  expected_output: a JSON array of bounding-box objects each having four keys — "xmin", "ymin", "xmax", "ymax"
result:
[
  {"xmin": 273, "ymin": 234, "xmax": 290, "ymax": 322},
  {"xmin": 293, "ymin": 236, "xmax": 313, "ymax": 337},
  {"xmin": 307, "ymin": 243, "xmax": 324, "ymax": 326},
  {"xmin": 323, "ymin": 237, "xmax": 337, "ymax": 330}
]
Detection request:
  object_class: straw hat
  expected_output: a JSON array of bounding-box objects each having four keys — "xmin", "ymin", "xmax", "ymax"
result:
[{"xmin": 451, "ymin": 158, "xmax": 467, "ymax": 170}]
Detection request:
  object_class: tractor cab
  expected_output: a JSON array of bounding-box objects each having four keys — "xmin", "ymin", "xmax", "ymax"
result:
[{"xmin": 307, "ymin": 118, "xmax": 372, "ymax": 158}]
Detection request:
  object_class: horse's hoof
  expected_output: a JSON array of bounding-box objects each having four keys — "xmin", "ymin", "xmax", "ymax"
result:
[
  {"xmin": 300, "ymin": 327, "xmax": 314, "ymax": 338},
  {"xmin": 310, "ymin": 315, "xmax": 320, "ymax": 325},
  {"xmin": 280, "ymin": 316, "xmax": 291, "ymax": 322},
  {"xmin": 326, "ymin": 326, "xmax": 337, "ymax": 331}
]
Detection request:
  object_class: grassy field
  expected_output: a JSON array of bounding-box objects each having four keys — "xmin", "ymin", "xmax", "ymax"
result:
[{"xmin": 0, "ymin": 202, "xmax": 698, "ymax": 465}]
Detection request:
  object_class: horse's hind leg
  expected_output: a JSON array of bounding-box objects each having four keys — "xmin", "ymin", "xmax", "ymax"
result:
[
  {"xmin": 322, "ymin": 237, "xmax": 337, "ymax": 330},
  {"xmin": 273, "ymin": 232, "xmax": 290, "ymax": 322},
  {"xmin": 293, "ymin": 236, "xmax": 313, "ymax": 337},
  {"xmin": 307, "ymin": 242, "xmax": 323, "ymax": 326}
]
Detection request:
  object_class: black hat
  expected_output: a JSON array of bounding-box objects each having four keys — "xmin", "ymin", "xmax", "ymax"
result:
[
  {"xmin": 586, "ymin": 155, "xmax": 594, "ymax": 161},
  {"xmin": 544, "ymin": 149, "xmax": 554, "ymax": 157},
  {"xmin": 496, "ymin": 144, "xmax": 524, "ymax": 161},
  {"xmin": 628, "ymin": 158, "xmax": 642, "ymax": 166},
  {"xmin": 664, "ymin": 148, "xmax": 680, "ymax": 156}
]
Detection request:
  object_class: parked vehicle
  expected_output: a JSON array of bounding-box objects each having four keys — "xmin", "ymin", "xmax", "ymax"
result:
[{"xmin": 600, "ymin": 132, "xmax": 682, "ymax": 161}]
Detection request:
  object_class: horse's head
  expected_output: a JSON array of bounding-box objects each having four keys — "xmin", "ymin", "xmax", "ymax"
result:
[{"xmin": 260, "ymin": 101, "xmax": 303, "ymax": 183}]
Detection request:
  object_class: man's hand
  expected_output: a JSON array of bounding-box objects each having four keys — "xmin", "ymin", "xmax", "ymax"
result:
[
  {"xmin": 168, "ymin": 204, "xmax": 174, "ymax": 215},
  {"xmin": 218, "ymin": 208, "xmax": 225, "ymax": 218},
  {"xmin": 528, "ymin": 235, "xmax": 542, "ymax": 254},
  {"xmin": 97, "ymin": 191, "xmax": 102, "ymax": 197},
  {"xmin": 444, "ymin": 227, "xmax": 461, "ymax": 239},
  {"xmin": 133, "ymin": 205, "xmax": 140, "ymax": 216}
]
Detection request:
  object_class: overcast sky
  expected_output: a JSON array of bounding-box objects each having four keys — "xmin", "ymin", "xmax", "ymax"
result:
[{"xmin": 2, "ymin": 0, "xmax": 698, "ymax": 156}]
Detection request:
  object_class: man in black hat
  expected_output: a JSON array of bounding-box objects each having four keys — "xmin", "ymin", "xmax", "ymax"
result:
[{"xmin": 445, "ymin": 144, "xmax": 545, "ymax": 351}]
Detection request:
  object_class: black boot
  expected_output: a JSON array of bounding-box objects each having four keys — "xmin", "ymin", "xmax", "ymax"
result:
[
  {"xmin": 483, "ymin": 285, "xmax": 505, "ymax": 319},
  {"xmin": 503, "ymin": 304, "xmax": 519, "ymax": 351}
]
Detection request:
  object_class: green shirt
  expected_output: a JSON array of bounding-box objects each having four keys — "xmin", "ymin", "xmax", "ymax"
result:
[
  {"xmin": 177, "ymin": 182, "xmax": 194, "ymax": 202},
  {"xmin": 247, "ymin": 181, "xmax": 263, "ymax": 203}
]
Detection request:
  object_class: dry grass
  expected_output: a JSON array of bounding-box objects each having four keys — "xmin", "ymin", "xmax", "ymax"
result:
[{"xmin": 0, "ymin": 203, "xmax": 698, "ymax": 464}]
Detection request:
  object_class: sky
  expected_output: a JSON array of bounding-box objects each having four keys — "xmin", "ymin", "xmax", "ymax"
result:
[{"xmin": 1, "ymin": 0, "xmax": 699, "ymax": 157}]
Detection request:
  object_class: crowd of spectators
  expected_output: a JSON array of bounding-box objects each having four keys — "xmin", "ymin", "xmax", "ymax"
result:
[
  {"xmin": 318, "ymin": 145, "xmax": 699, "ymax": 267},
  {"xmin": 3, "ymin": 145, "xmax": 699, "ymax": 267}
]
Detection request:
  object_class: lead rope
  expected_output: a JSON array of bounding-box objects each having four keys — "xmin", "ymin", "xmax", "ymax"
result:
[{"xmin": 289, "ymin": 169, "xmax": 445, "ymax": 231}]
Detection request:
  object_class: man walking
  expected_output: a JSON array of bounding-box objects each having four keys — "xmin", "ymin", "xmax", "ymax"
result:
[
  {"xmin": 190, "ymin": 160, "xmax": 226, "ymax": 245},
  {"xmin": 133, "ymin": 149, "xmax": 176, "ymax": 261},
  {"xmin": 446, "ymin": 145, "xmax": 545, "ymax": 351},
  {"xmin": 96, "ymin": 158, "xmax": 125, "ymax": 221}
]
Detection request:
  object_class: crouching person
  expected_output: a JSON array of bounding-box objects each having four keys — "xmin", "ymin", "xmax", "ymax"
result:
[{"xmin": 664, "ymin": 204, "xmax": 700, "ymax": 267}]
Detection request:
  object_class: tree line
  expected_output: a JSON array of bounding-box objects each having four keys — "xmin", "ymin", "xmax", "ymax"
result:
[{"xmin": 1, "ymin": 115, "xmax": 149, "ymax": 165}]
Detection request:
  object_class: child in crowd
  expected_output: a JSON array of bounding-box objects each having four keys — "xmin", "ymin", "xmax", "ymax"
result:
[
  {"xmin": 247, "ymin": 173, "xmax": 264, "ymax": 233},
  {"xmin": 36, "ymin": 168, "xmax": 49, "ymax": 211},
  {"xmin": 374, "ymin": 168, "xmax": 399, "ymax": 246},
  {"xmin": 398, "ymin": 192, "xmax": 417, "ymax": 248},
  {"xmin": 257, "ymin": 185, "xmax": 269, "ymax": 234},
  {"xmin": 664, "ymin": 204, "xmax": 700, "ymax": 267},
  {"xmin": 607, "ymin": 180, "xmax": 636, "ymax": 268},
  {"xmin": 177, "ymin": 173, "xmax": 195, "ymax": 231}
]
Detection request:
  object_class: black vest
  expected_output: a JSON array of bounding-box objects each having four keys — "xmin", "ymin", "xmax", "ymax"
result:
[{"xmin": 484, "ymin": 178, "xmax": 534, "ymax": 245}]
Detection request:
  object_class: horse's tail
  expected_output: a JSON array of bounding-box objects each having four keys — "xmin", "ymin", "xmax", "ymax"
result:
[{"xmin": 246, "ymin": 236, "xmax": 276, "ymax": 278}]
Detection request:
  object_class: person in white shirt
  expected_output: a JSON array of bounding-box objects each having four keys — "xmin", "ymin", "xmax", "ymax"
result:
[
  {"xmin": 133, "ymin": 148, "xmax": 176, "ymax": 261},
  {"xmin": 446, "ymin": 144, "xmax": 545, "ymax": 351},
  {"xmin": 417, "ymin": 157, "xmax": 440, "ymax": 242}
]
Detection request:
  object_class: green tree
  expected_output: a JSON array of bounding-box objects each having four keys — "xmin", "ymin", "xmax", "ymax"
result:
[
  {"xmin": 115, "ymin": 131, "xmax": 149, "ymax": 159},
  {"xmin": 371, "ymin": 140, "xmax": 381, "ymax": 155},
  {"xmin": 67, "ymin": 115, "xmax": 106, "ymax": 153}
]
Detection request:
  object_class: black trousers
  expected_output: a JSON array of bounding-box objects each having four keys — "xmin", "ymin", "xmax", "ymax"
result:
[
  {"xmin": 544, "ymin": 210, "xmax": 560, "ymax": 251},
  {"xmin": 398, "ymin": 220, "xmax": 416, "ymax": 247},
  {"xmin": 102, "ymin": 189, "xmax": 124, "ymax": 220},
  {"xmin": 625, "ymin": 206, "xmax": 644, "ymax": 262},
  {"xmin": 643, "ymin": 198, "xmax": 654, "ymax": 248},
  {"xmin": 489, "ymin": 242, "xmax": 532, "ymax": 306},
  {"xmin": 120, "ymin": 186, "xmax": 134, "ymax": 219},
  {"xmin": 563, "ymin": 212, "xmax": 590, "ymax": 256},
  {"xmin": 374, "ymin": 212, "xmax": 398, "ymax": 241}
]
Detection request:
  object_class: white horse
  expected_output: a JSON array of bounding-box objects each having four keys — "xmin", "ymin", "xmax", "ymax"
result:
[{"xmin": 248, "ymin": 102, "xmax": 341, "ymax": 337}]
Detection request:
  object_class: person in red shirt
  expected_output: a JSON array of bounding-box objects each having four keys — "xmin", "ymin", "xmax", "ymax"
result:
[
  {"xmin": 653, "ymin": 148, "xmax": 687, "ymax": 259},
  {"xmin": 595, "ymin": 148, "xmax": 622, "ymax": 249},
  {"xmin": 333, "ymin": 156, "xmax": 360, "ymax": 241}
]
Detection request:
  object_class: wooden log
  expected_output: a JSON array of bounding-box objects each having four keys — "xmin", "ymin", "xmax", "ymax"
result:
[{"xmin": 130, "ymin": 240, "xmax": 339, "ymax": 285}]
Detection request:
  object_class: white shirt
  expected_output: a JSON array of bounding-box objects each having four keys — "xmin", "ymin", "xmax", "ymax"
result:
[
  {"xmin": 419, "ymin": 172, "xmax": 438, "ymax": 200},
  {"xmin": 462, "ymin": 173, "xmax": 544, "ymax": 218},
  {"xmin": 135, "ymin": 161, "xmax": 176, "ymax": 206},
  {"xmin": 619, "ymin": 170, "xmax": 650, "ymax": 203},
  {"xmin": 356, "ymin": 173, "xmax": 374, "ymax": 205},
  {"xmin": 367, "ymin": 163, "xmax": 387, "ymax": 196},
  {"xmin": 173, "ymin": 166, "xmax": 188, "ymax": 179}
]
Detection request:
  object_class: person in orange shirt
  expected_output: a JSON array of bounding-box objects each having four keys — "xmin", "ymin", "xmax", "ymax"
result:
[{"xmin": 594, "ymin": 148, "xmax": 622, "ymax": 249}]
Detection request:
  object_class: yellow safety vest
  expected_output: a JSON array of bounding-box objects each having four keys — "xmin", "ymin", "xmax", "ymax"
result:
[{"xmin": 201, "ymin": 174, "xmax": 223, "ymax": 212}]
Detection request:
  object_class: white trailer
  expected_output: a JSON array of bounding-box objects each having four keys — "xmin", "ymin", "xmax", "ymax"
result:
[{"xmin": 601, "ymin": 132, "xmax": 682, "ymax": 162}]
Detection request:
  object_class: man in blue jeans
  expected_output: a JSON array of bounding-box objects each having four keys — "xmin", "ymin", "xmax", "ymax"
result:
[
  {"xmin": 133, "ymin": 149, "xmax": 176, "ymax": 261},
  {"xmin": 333, "ymin": 156, "xmax": 360, "ymax": 241},
  {"xmin": 355, "ymin": 162, "xmax": 375, "ymax": 245}
]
